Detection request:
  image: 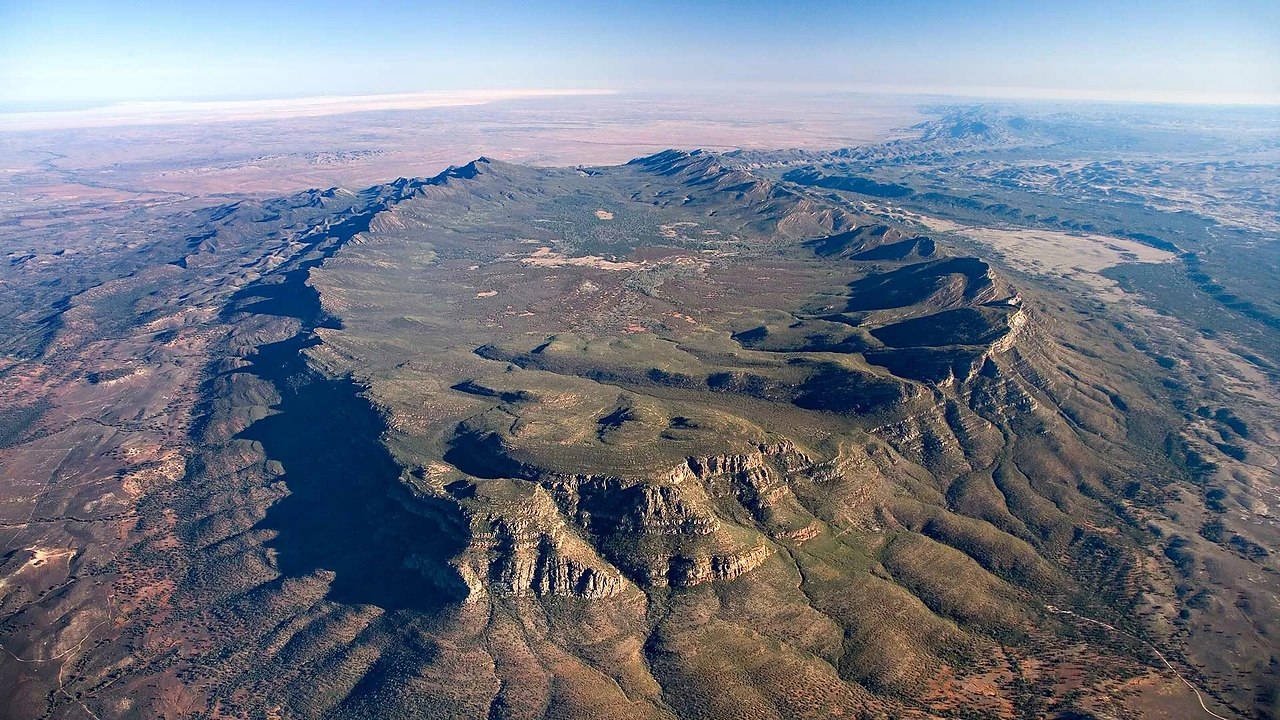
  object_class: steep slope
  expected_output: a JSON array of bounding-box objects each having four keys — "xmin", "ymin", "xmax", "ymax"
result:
[
  {"xmin": 137, "ymin": 152, "xmax": 1210, "ymax": 718},
  {"xmin": 3, "ymin": 149, "xmax": 1267, "ymax": 720}
]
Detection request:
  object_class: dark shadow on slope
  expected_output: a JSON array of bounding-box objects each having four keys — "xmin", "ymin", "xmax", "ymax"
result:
[
  {"xmin": 844, "ymin": 257, "xmax": 994, "ymax": 311},
  {"xmin": 227, "ymin": 271, "xmax": 341, "ymax": 328},
  {"xmin": 223, "ymin": 204, "xmax": 469, "ymax": 611},
  {"xmin": 869, "ymin": 306, "xmax": 1013, "ymax": 348},
  {"xmin": 239, "ymin": 334, "xmax": 469, "ymax": 610},
  {"xmin": 442, "ymin": 426, "xmax": 532, "ymax": 480}
]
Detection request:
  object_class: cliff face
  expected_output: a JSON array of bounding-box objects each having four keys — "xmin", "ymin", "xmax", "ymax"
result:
[
  {"xmin": 95, "ymin": 149, "xmax": 1218, "ymax": 720},
  {"xmin": 456, "ymin": 482, "xmax": 630, "ymax": 600},
  {"xmin": 338, "ymin": 150, "xmax": 1129, "ymax": 613},
  {"xmin": 442, "ymin": 442, "xmax": 820, "ymax": 596}
]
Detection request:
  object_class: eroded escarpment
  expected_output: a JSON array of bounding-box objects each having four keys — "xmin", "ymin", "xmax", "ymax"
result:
[
  {"xmin": 439, "ymin": 440, "xmax": 818, "ymax": 596},
  {"xmin": 348, "ymin": 156, "xmax": 1195, "ymax": 714},
  {"xmin": 107, "ymin": 150, "xmax": 1239, "ymax": 719}
]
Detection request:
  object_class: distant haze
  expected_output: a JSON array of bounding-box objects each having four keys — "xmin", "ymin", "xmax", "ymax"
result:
[
  {"xmin": 1, "ymin": 0, "xmax": 1278, "ymax": 108},
  {"xmin": 0, "ymin": 89, "xmax": 615, "ymax": 131}
]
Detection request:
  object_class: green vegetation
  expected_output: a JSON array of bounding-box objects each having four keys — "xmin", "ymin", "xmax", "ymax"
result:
[{"xmin": 4, "ymin": 107, "xmax": 1278, "ymax": 719}]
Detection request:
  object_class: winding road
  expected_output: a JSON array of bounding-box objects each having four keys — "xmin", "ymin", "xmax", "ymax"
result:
[{"xmin": 1045, "ymin": 605, "xmax": 1231, "ymax": 720}]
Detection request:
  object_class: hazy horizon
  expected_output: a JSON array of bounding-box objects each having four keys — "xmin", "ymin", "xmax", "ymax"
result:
[{"xmin": 2, "ymin": 0, "xmax": 1278, "ymax": 110}]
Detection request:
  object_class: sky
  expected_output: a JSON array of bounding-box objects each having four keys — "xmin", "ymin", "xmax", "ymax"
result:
[{"xmin": 1, "ymin": 0, "xmax": 1278, "ymax": 108}]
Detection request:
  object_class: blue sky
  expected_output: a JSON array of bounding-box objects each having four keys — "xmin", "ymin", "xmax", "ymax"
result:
[{"xmin": 1, "ymin": 0, "xmax": 1278, "ymax": 107}]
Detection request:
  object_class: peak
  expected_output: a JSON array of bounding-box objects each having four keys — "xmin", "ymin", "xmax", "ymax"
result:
[
  {"xmin": 415, "ymin": 155, "xmax": 544, "ymax": 190},
  {"xmin": 433, "ymin": 158, "xmax": 496, "ymax": 182},
  {"xmin": 627, "ymin": 148, "xmax": 728, "ymax": 179},
  {"xmin": 458, "ymin": 157, "xmax": 490, "ymax": 174},
  {"xmin": 628, "ymin": 149, "xmax": 695, "ymax": 166},
  {"xmin": 456, "ymin": 156, "xmax": 519, "ymax": 175},
  {"xmin": 628, "ymin": 148, "xmax": 718, "ymax": 164}
]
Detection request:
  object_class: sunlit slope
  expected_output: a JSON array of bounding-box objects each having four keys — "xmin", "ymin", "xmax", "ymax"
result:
[{"xmin": 134, "ymin": 151, "xmax": 1230, "ymax": 718}]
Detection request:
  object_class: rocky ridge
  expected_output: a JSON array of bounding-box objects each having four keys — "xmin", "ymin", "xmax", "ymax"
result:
[{"xmin": 55, "ymin": 148, "xmax": 1212, "ymax": 718}]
